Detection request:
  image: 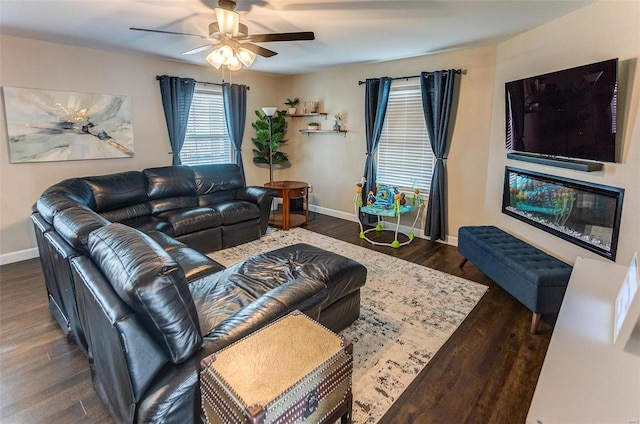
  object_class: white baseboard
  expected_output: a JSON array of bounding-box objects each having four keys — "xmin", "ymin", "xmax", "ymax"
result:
[
  {"xmin": 0, "ymin": 247, "xmax": 39, "ymax": 266},
  {"xmin": 0, "ymin": 207, "xmax": 456, "ymax": 265},
  {"xmin": 308, "ymin": 204, "xmax": 457, "ymax": 246},
  {"xmin": 309, "ymin": 204, "xmax": 359, "ymax": 223}
]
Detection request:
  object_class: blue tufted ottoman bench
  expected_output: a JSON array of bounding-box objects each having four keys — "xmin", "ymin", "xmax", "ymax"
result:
[{"xmin": 457, "ymin": 226, "xmax": 573, "ymax": 333}]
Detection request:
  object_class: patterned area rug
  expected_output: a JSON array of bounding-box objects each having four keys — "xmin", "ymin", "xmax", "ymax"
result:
[{"xmin": 209, "ymin": 228, "xmax": 487, "ymax": 423}]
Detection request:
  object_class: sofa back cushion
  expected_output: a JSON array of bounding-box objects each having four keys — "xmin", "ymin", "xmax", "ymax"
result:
[
  {"xmin": 53, "ymin": 206, "xmax": 110, "ymax": 255},
  {"xmin": 143, "ymin": 166, "xmax": 198, "ymax": 214},
  {"xmin": 192, "ymin": 163, "xmax": 244, "ymax": 206},
  {"xmin": 37, "ymin": 178, "xmax": 95, "ymax": 223},
  {"xmin": 83, "ymin": 171, "xmax": 151, "ymax": 220},
  {"xmin": 88, "ymin": 223, "xmax": 202, "ymax": 363}
]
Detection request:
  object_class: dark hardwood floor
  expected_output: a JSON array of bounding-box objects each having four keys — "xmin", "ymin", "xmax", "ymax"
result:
[{"xmin": 0, "ymin": 213, "xmax": 551, "ymax": 423}]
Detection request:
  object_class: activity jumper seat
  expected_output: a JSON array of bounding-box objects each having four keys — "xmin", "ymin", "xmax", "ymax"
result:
[{"xmin": 355, "ymin": 182, "xmax": 424, "ymax": 248}]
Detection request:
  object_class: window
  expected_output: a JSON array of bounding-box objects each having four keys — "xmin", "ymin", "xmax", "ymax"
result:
[
  {"xmin": 180, "ymin": 85, "xmax": 232, "ymax": 165},
  {"xmin": 376, "ymin": 81, "xmax": 434, "ymax": 193}
]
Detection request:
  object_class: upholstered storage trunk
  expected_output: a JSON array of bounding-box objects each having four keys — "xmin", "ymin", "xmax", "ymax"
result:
[{"xmin": 201, "ymin": 311, "xmax": 353, "ymax": 424}]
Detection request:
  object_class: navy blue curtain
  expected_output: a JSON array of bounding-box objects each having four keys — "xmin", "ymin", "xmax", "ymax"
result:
[
  {"xmin": 421, "ymin": 70, "xmax": 457, "ymax": 241},
  {"xmin": 223, "ymin": 83, "xmax": 248, "ymax": 183},
  {"xmin": 362, "ymin": 77, "xmax": 392, "ymax": 223},
  {"xmin": 158, "ymin": 75, "xmax": 196, "ymax": 165}
]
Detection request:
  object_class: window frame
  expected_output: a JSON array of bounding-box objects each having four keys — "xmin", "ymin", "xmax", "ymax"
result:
[
  {"xmin": 180, "ymin": 84, "xmax": 233, "ymax": 166},
  {"xmin": 376, "ymin": 80, "xmax": 435, "ymax": 194}
]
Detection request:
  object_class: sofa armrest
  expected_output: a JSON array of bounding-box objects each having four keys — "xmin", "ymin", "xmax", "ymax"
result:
[
  {"xmin": 236, "ymin": 186, "xmax": 276, "ymax": 205},
  {"xmin": 236, "ymin": 186, "xmax": 277, "ymax": 235},
  {"xmin": 203, "ymin": 277, "xmax": 328, "ymax": 352},
  {"xmin": 135, "ymin": 277, "xmax": 327, "ymax": 423},
  {"xmin": 71, "ymin": 256, "xmax": 168, "ymax": 423}
]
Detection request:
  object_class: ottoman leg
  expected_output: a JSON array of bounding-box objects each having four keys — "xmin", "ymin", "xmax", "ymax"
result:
[
  {"xmin": 530, "ymin": 312, "xmax": 542, "ymax": 334},
  {"xmin": 458, "ymin": 257, "xmax": 468, "ymax": 268}
]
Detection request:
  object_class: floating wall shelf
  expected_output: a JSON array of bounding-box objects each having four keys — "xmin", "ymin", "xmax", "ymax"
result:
[
  {"xmin": 300, "ymin": 129, "xmax": 347, "ymax": 137},
  {"xmin": 286, "ymin": 113, "xmax": 328, "ymax": 119}
]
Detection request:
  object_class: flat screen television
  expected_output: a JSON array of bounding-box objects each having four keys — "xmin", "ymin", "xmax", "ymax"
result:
[{"xmin": 505, "ymin": 58, "xmax": 618, "ymax": 163}]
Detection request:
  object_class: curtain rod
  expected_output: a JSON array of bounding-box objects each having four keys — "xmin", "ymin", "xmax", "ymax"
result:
[
  {"xmin": 155, "ymin": 76, "xmax": 250, "ymax": 90},
  {"xmin": 357, "ymin": 69, "xmax": 464, "ymax": 85}
]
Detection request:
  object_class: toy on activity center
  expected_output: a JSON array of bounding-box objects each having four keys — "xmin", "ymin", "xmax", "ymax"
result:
[{"xmin": 360, "ymin": 183, "xmax": 417, "ymax": 217}]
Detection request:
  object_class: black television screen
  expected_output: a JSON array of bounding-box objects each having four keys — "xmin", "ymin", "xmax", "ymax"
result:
[{"xmin": 505, "ymin": 58, "xmax": 618, "ymax": 163}]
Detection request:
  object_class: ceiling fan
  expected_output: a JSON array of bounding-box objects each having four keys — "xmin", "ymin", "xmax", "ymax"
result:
[{"xmin": 130, "ymin": 0, "xmax": 315, "ymax": 70}]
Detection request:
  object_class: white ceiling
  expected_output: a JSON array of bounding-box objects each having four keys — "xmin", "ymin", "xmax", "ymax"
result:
[{"xmin": 0, "ymin": 0, "xmax": 595, "ymax": 75}]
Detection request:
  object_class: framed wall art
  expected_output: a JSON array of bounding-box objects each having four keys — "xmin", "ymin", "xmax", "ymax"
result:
[{"xmin": 3, "ymin": 86, "xmax": 134, "ymax": 163}]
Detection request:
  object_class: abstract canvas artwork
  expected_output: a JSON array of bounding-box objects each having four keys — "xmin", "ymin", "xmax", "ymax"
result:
[{"xmin": 3, "ymin": 86, "xmax": 134, "ymax": 163}]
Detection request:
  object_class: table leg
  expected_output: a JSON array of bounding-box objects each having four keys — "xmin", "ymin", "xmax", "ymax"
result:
[
  {"xmin": 305, "ymin": 186, "xmax": 309, "ymax": 226},
  {"xmin": 282, "ymin": 192, "xmax": 291, "ymax": 230}
]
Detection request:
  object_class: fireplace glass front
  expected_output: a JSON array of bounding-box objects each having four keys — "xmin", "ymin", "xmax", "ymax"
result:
[{"xmin": 502, "ymin": 167, "xmax": 624, "ymax": 260}]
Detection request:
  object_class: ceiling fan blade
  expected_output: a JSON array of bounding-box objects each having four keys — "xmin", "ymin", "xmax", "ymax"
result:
[
  {"xmin": 129, "ymin": 27, "xmax": 209, "ymax": 40},
  {"xmin": 181, "ymin": 44, "xmax": 217, "ymax": 55},
  {"xmin": 242, "ymin": 32, "xmax": 315, "ymax": 43},
  {"xmin": 240, "ymin": 43, "xmax": 278, "ymax": 58}
]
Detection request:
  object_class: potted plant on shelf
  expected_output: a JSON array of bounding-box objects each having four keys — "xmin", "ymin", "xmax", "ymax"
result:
[
  {"xmin": 284, "ymin": 97, "xmax": 300, "ymax": 115},
  {"xmin": 307, "ymin": 122, "xmax": 320, "ymax": 131},
  {"xmin": 251, "ymin": 109, "xmax": 289, "ymax": 166}
]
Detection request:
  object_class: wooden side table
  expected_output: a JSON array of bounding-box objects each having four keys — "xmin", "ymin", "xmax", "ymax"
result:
[{"xmin": 264, "ymin": 180, "xmax": 309, "ymax": 231}]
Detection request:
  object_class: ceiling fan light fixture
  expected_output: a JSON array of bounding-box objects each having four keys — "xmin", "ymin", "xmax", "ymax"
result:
[
  {"xmin": 227, "ymin": 56, "xmax": 242, "ymax": 71},
  {"xmin": 205, "ymin": 50, "xmax": 223, "ymax": 69},
  {"xmin": 237, "ymin": 48, "xmax": 256, "ymax": 67},
  {"xmin": 218, "ymin": 44, "xmax": 235, "ymax": 65},
  {"xmin": 214, "ymin": 7, "xmax": 240, "ymax": 36}
]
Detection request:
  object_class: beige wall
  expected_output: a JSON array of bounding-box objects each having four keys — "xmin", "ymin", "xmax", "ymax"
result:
[
  {"xmin": 2, "ymin": 0, "xmax": 638, "ymax": 267},
  {"xmin": 486, "ymin": 1, "xmax": 640, "ymax": 265},
  {"xmin": 0, "ymin": 35, "xmax": 281, "ymax": 259},
  {"xmin": 278, "ymin": 45, "xmax": 497, "ymax": 236}
]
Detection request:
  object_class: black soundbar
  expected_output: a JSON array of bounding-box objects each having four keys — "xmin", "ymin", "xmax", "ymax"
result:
[{"xmin": 506, "ymin": 152, "xmax": 604, "ymax": 172}]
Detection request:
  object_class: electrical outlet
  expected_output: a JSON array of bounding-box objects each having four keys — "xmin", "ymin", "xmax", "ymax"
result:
[{"xmin": 308, "ymin": 184, "xmax": 313, "ymax": 193}]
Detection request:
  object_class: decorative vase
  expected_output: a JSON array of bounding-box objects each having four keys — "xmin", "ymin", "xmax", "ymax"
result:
[{"xmin": 333, "ymin": 122, "xmax": 341, "ymax": 131}]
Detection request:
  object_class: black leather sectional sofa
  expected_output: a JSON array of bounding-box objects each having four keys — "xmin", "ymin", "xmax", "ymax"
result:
[
  {"xmin": 32, "ymin": 163, "xmax": 274, "ymax": 349},
  {"xmin": 30, "ymin": 163, "xmax": 368, "ymax": 423}
]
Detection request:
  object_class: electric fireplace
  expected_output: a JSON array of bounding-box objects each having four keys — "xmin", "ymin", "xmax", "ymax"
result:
[{"xmin": 502, "ymin": 167, "xmax": 624, "ymax": 260}]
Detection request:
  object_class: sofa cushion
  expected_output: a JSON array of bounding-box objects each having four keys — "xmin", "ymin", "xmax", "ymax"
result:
[
  {"xmin": 83, "ymin": 171, "xmax": 148, "ymax": 213},
  {"xmin": 192, "ymin": 164, "xmax": 244, "ymax": 206},
  {"xmin": 144, "ymin": 166, "xmax": 198, "ymax": 214},
  {"xmin": 37, "ymin": 193, "xmax": 86, "ymax": 224},
  {"xmin": 156, "ymin": 207, "xmax": 222, "ymax": 236},
  {"xmin": 192, "ymin": 164, "xmax": 244, "ymax": 194},
  {"xmin": 213, "ymin": 201, "xmax": 260, "ymax": 226},
  {"xmin": 146, "ymin": 231, "xmax": 226, "ymax": 282},
  {"xmin": 88, "ymin": 223, "xmax": 202, "ymax": 363},
  {"xmin": 100, "ymin": 202, "xmax": 152, "ymax": 223},
  {"xmin": 237, "ymin": 243, "xmax": 368, "ymax": 307},
  {"xmin": 53, "ymin": 206, "xmax": 110, "ymax": 254},
  {"xmin": 120, "ymin": 215, "xmax": 175, "ymax": 236},
  {"xmin": 38, "ymin": 178, "xmax": 95, "ymax": 223}
]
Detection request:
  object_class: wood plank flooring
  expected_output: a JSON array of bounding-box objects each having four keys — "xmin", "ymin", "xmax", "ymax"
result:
[{"xmin": 0, "ymin": 213, "xmax": 551, "ymax": 423}]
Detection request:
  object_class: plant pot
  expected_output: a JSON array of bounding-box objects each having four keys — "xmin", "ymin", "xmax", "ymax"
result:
[
  {"xmin": 308, "ymin": 125, "xmax": 319, "ymax": 131},
  {"xmin": 288, "ymin": 107, "xmax": 297, "ymax": 115}
]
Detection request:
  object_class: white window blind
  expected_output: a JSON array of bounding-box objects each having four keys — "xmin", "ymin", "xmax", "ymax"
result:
[
  {"xmin": 376, "ymin": 81, "xmax": 434, "ymax": 193},
  {"xmin": 181, "ymin": 85, "xmax": 232, "ymax": 165}
]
